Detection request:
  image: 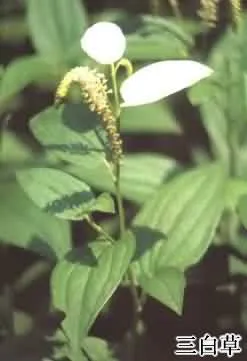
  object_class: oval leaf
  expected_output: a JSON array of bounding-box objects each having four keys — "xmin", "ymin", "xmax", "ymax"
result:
[
  {"xmin": 133, "ymin": 163, "xmax": 226, "ymax": 273},
  {"xmin": 30, "ymin": 104, "xmax": 110, "ymax": 170},
  {"xmin": 17, "ymin": 168, "xmax": 114, "ymax": 220},
  {"xmin": 139, "ymin": 267, "xmax": 185, "ymax": 315},
  {"xmin": 27, "ymin": 0, "xmax": 88, "ymax": 59},
  {"xmin": 68, "ymin": 153, "xmax": 177, "ymax": 204},
  {"xmin": 0, "ymin": 181, "xmax": 71, "ymax": 260},
  {"xmin": 52, "ymin": 232, "xmax": 135, "ymax": 355}
]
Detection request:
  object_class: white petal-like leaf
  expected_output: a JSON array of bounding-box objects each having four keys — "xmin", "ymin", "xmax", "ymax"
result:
[{"xmin": 120, "ymin": 60, "xmax": 213, "ymax": 107}]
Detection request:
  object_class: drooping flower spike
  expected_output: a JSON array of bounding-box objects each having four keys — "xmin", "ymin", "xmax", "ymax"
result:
[
  {"xmin": 80, "ymin": 22, "xmax": 213, "ymax": 107},
  {"xmin": 55, "ymin": 66, "xmax": 122, "ymax": 163}
]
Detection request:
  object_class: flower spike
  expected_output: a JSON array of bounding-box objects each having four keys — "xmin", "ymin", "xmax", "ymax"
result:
[{"xmin": 55, "ymin": 66, "xmax": 122, "ymax": 163}]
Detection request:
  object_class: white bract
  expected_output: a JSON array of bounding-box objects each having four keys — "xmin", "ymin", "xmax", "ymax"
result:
[
  {"xmin": 120, "ymin": 60, "xmax": 213, "ymax": 107},
  {"xmin": 80, "ymin": 22, "xmax": 126, "ymax": 64}
]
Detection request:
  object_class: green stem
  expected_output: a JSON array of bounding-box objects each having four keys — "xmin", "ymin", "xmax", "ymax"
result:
[
  {"xmin": 110, "ymin": 62, "xmax": 144, "ymax": 360},
  {"xmin": 86, "ymin": 216, "xmax": 114, "ymax": 244},
  {"xmin": 110, "ymin": 63, "xmax": 125, "ymax": 237},
  {"xmin": 110, "ymin": 64, "xmax": 121, "ymax": 130}
]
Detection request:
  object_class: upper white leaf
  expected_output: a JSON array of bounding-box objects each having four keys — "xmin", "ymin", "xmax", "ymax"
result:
[{"xmin": 120, "ymin": 60, "xmax": 213, "ymax": 107}]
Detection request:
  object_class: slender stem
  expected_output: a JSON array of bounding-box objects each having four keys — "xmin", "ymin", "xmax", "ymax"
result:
[
  {"xmin": 115, "ymin": 164, "xmax": 125, "ymax": 237},
  {"xmin": 86, "ymin": 216, "xmax": 114, "ymax": 243},
  {"xmin": 110, "ymin": 62, "xmax": 144, "ymax": 360},
  {"xmin": 110, "ymin": 63, "xmax": 125, "ymax": 237},
  {"xmin": 110, "ymin": 64, "xmax": 121, "ymax": 130}
]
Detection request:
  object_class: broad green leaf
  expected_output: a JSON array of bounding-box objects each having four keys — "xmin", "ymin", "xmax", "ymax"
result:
[
  {"xmin": 30, "ymin": 105, "xmax": 177, "ymax": 203},
  {"xmin": 30, "ymin": 104, "xmax": 110, "ymax": 171},
  {"xmin": 82, "ymin": 337, "xmax": 116, "ymax": 361},
  {"xmin": 188, "ymin": 78, "xmax": 219, "ymax": 106},
  {"xmin": 139, "ymin": 267, "xmax": 185, "ymax": 315},
  {"xmin": 238, "ymin": 196, "xmax": 247, "ymax": 230},
  {"xmin": 225, "ymin": 178, "xmax": 247, "ymax": 211},
  {"xmin": 0, "ymin": 181, "xmax": 71, "ymax": 260},
  {"xmin": 133, "ymin": 163, "xmax": 225, "ymax": 274},
  {"xmin": 126, "ymin": 15, "xmax": 192, "ymax": 60},
  {"xmin": 238, "ymin": 146, "xmax": 247, "ymax": 179},
  {"xmin": 52, "ymin": 333, "xmax": 116, "ymax": 361},
  {"xmin": 52, "ymin": 232, "xmax": 135, "ymax": 356},
  {"xmin": 68, "ymin": 153, "xmax": 178, "ymax": 204},
  {"xmin": 27, "ymin": 0, "xmax": 88, "ymax": 60},
  {"xmin": 0, "ymin": 56, "xmax": 53, "ymax": 105},
  {"xmin": 0, "ymin": 131, "xmax": 31, "ymax": 163},
  {"xmin": 188, "ymin": 76, "xmax": 230, "ymax": 164},
  {"xmin": 121, "ymin": 102, "xmax": 181, "ymax": 134},
  {"xmin": 17, "ymin": 168, "xmax": 114, "ymax": 220}
]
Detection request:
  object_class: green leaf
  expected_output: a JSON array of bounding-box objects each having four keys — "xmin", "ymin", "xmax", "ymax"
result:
[
  {"xmin": 0, "ymin": 56, "xmax": 52, "ymax": 105},
  {"xmin": 139, "ymin": 267, "xmax": 185, "ymax": 315},
  {"xmin": 30, "ymin": 104, "xmax": 110, "ymax": 170},
  {"xmin": 52, "ymin": 232, "xmax": 135, "ymax": 356},
  {"xmin": 121, "ymin": 102, "xmax": 181, "ymax": 134},
  {"xmin": 27, "ymin": 0, "xmax": 88, "ymax": 59},
  {"xmin": 188, "ymin": 78, "xmax": 218, "ymax": 106},
  {"xmin": 82, "ymin": 337, "xmax": 116, "ymax": 361},
  {"xmin": 68, "ymin": 153, "xmax": 178, "ymax": 204},
  {"xmin": 17, "ymin": 168, "xmax": 114, "ymax": 220},
  {"xmin": 133, "ymin": 163, "xmax": 225, "ymax": 272},
  {"xmin": 0, "ymin": 131, "xmax": 32, "ymax": 163},
  {"xmin": 238, "ymin": 195, "xmax": 247, "ymax": 230},
  {"xmin": 225, "ymin": 178, "xmax": 247, "ymax": 211},
  {"xmin": 189, "ymin": 77, "xmax": 230, "ymax": 164},
  {"xmin": 229, "ymin": 255, "xmax": 247, "ymax": 276},
  {"xmin": 0, "ymin": 181, "xmax": 71, "ymax": 260},
  {"xmin": 188, "ymin": 17, "xmax": 247, "ymax": 163},
  {"xmin": 30, "ymin": 106, "xmax": 178, "ymax": 203},
  {"xmin": 229, "ymin": 234, "xmax": 247, "ymax": 257},
  {"xmin": 131, "ymin": 164, "xmax": 225, "ymax": 311},
  {"xmin": 126, "ymin": 15, "xmax": 192, "ymax": 60}
]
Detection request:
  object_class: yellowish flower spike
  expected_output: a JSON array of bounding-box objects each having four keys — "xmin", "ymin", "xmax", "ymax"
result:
[
  {"xmin": 120, "ymin": 60, "xmax": 213, "ymax": 107},
  {"xmin": 80, "ymin": 22, "xmax": 126, "ymax": 64},
  {"xmin": 55, "ymin": 66, "xmax": 122, "ymax": 162}
]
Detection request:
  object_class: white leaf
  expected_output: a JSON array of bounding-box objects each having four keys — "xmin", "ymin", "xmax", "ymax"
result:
[{"xmin": 120, "ymin": 60, "xmax": 213, "ymax": 107}]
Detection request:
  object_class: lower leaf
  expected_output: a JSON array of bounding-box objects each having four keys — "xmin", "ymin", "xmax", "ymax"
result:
[
  {"xmin": 140, "ymin": 267, "xmax": 185, "ymax": 315},
  {"xmin": 51, "ymin": 232, "xmax": 135, "ymax": 355}
]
